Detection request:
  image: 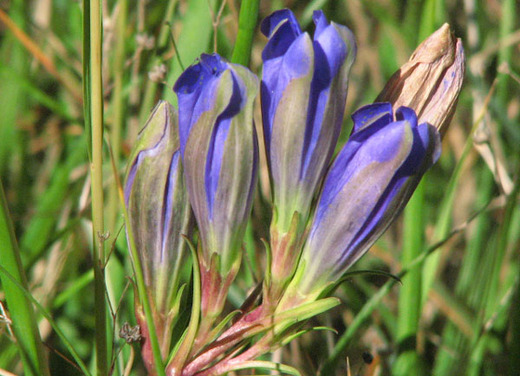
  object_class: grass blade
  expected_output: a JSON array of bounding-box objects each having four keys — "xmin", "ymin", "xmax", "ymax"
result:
[
  {"xmin": 393, "ymin": 182, "xmax": 425, "ymax": 376},
  {"xmin": 82, "ymin": 0, "xmax": 108, "ymax": 374},
  {"xmin": 162, "ymin": 0, "xmax": 215, "ymax": 105},
  {"xmin": 0, "ymin": 179, "xmax": 50, "ymax": 376},
  {"xmin": 139, "ymin": 0, "xmax": 178, "ymax": 126},
  {"xmin": 0, "ymin": 262, "xmax": 91, "ymax": 376}
]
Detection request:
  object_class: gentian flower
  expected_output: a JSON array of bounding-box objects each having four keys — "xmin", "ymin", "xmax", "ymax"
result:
[
  {"xmin": 286, "ymin": 103, "xmax": 441, "ymax": 301},
  {"xmin": 124, "ymin": 101, "xmax": 192, "ymax": 362},
  {"xmin": 174, "ymin": 54, "xmax": 258, "ymax": 322},
  {"xmin": 260, "ymin": 9, "xmax": 356, "ymax": 302},
  {"xmin": 261, "ymin": 9, "xmax": 356, "ymax": 232}
]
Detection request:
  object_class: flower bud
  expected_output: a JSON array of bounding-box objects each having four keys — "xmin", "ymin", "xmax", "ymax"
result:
[
  {"xmin": 261, "ymin": 9, "xmax": 357, "ymax": 232},
  {"xmin": 260, "ymin": 10, "xmax": 356, "ymax": 303},
  {"xmin": 376, "ymin": 23, "xmax": 465, "ymax": 137},
  {"xmin": 124, "ymin": 101, "xmax": 193, "ymax": 358},
  {"xmin": 174, "ymin": 54, "xmax": 258, "ymax": 319},
  {"xmin": 289, "ymin": 103, "xmax": 441, "ymax": 300}
]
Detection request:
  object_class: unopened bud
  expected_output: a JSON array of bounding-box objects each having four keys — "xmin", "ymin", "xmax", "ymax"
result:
[
  {"xmin": 376, "ymin": 24, "xmax": 465, "ymax": 137},
  {"xmin": 290, "ymin": 103, "xmax": 440, "ymax": 300},
  {"xmin": 124, "ymin": 101, "xmax": 193, "ymax": 360}
]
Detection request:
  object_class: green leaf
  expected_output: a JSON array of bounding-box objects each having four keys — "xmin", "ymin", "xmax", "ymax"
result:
[{"xmin": 0, "ymin": 180, "xmax": 50, "ymax": 376}]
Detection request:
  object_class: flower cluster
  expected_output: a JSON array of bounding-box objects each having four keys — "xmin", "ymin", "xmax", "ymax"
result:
[{"xmin": 124, "ymin": 8, "xmax": 464, "ymax": 376}]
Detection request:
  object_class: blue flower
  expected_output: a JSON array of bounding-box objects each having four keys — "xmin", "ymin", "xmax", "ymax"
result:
[
  {"xmin": 174, "ymin": 53, "xmax": 259, "ymax": 277},
  {"xmin": 124, "ymin": 101, "xmax": 193, "ymax": 355},
  {"xmin": 261, "ymin": 9, "xmax": 357, "ymax": 232},
  {"xmin": 125, "ymin": 101, "xmax": 192, "ymax": 309},
  {"xmin": 294, "ymin": 103, "xmax": 441, "ymax": 297}
]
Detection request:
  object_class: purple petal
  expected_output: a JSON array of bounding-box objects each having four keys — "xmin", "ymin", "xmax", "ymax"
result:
[
  {"xmin": 261, "ymin": 32, "xmax": 313, "ymax": 156},
  {"xmin": 174, "ymin": 54, "xmax": 229, "ymax": 156},
  {"xmin": 205, "ymin": 118, "xmax": 231, "ymax": 218},
  {"xmin": 313, "ymin": 14, "xmax": 348, "ymax": 82},
  {"xmin": 261, "ymin": 9, "xmax": 302, "ymax": 59},
  {"xmin": 205, "ymin": 73, "xmax": 245, "ymax": 217},
  {"xmin": 174, "ymin": 53, "xmax": 259, "ymax": 274},
  {"xmin": 312, "ymin": 10, "xmax": 328, "ymax": 36},
  {"xmin": 301, "ymin": 20, "xmax": 350, "ymax": 176},
  {"xmin": 314, "ymin": 116, "xmax": 411, "ymax": 228},
  {"xmin": 351, "ymin": 102, "xmax": 393, "ymax": 134},
  {"xmin": 161, "ymin": 150, "xmax": 181, "ymax": 259}
]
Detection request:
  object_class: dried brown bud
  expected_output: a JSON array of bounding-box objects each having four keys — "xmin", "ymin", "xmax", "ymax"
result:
[{"xmin": 376, "ymin": 24, "xmax": 465, "ymax": 137}]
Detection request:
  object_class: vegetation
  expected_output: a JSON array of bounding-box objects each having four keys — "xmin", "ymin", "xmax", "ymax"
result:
[{"xmin": 0, "ymin": 0, "xmax": 519, "ymax": 375}]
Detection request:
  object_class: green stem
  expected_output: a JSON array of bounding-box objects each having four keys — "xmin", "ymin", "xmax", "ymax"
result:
[
  {"xmin": 469, "ymin": 160, "xmax": 520, "ymax": 375},
  {"xmin": 139, "ymin": 0, "xmax": 177, "ymax": 126},
  {"xmin": 231, "ymin": 0, "xmax": 259, "ymax": 66},
  {"xmin": 83, "ymin": 0, "xmax": 108, "ymax": 373},
  {"xmin": 0, "ymin": 179, "xmax": 50, "ymax": 376},
  {"xmin": 497, "ymin": 0, "xmax": 515, "ymax": 104},
  {"xmin": 107, "ymin": 0, "xmax": 127, "ymax": 234},
  {"xmin": 508, "ymin": 278, "xmax": 520, "ymax": 375},
  {"xmin": 105, "ymin": 3, "xmax": 128, "ymax": 374}
]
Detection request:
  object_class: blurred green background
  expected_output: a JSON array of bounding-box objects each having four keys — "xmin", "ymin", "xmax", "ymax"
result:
[{"xmin": 0, "ymin": 0, "xmax": 519, "ymax": 375}]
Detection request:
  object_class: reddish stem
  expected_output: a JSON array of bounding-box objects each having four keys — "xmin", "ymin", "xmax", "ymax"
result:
[{"xmin": 179, "ymin": 305, "xmax": 267, "ymax": 376}]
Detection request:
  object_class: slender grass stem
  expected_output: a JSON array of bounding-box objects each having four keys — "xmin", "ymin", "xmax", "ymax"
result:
[
  {"xmin": 83, "ymin": 0, "xmax": 108, "ymax": 374},
  {"xmin": 107, "ymin": 0, "xmax": 127, "ymax": 234},
  {"xmin": 394, "ymin": 4, "xmax": 445, "ymax": 373},
  {"xmin": 105, "ymin": 2, "xmax": 128, "ymax": 374},
  {"xmin": 139, "ymin": 0, "xmax": 177, "ymax": 125},
  {"xmin": 497, "ymin": 0, "xmax": 515, "ymax": 104}
]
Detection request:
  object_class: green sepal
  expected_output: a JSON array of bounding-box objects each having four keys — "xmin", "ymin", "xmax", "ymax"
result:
[
  {"xmin": 166, "ymin": 282, "xmax": 187, "ymax": 337},
  {"xmin": 262, "ymin": 238, "xmax": 272, "ymax": 289},
  {"xmin": 222, "ymin": 297, "xmax": 341, "ymax": 345},
  {"xmin": 222, "ymin": 360, "xmax": 302, "ymax": 376},
  {"xmin": 202, "ymin": 310, "xmax": 243, "ymax": 350},
  {"xmin": 271, "ymin": 297, "xmax": 340, "ymax": 336},
  {"xmin": 166, "ymin": 235, "xmax": 201, "ymax": 373},
  {"xmin": 280, "ymin": 326, "xmax": 337, "ymax": 347},
  {"xmin": 320, "ymin": 269, "xmax": 402, "ymax": 298},
  {"xmin": 266, "ymin": 211, "xmax": 304, "ymax": 306}
]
